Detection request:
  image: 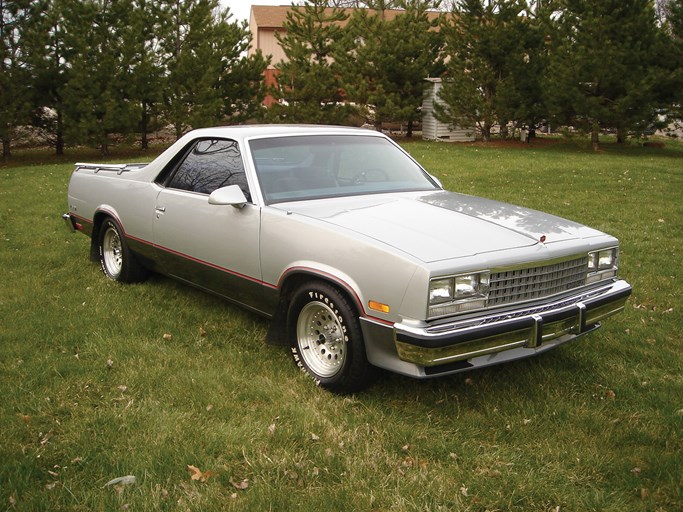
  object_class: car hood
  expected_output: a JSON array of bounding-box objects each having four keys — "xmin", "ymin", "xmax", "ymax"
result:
[{"xmin": 278, "ymin": 191, "xmax": 604, "ymax": 263}]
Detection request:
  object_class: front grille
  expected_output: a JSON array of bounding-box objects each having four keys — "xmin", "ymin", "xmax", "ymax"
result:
[{"xmin": 488, "ymin": 256, "xmax": 588, "ymax": 307}]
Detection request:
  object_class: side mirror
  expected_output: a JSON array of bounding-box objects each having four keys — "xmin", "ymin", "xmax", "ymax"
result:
[{"xmin": 208, "ymin": 185, "xmax": 248, "ymax": 209}]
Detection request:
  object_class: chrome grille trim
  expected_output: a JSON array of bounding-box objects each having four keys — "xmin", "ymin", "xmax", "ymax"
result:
[
  {"xmin": 488, "ymin": 256, "xmax": 588, "ymax": 307},
  {"xmin": 426, "ymin": 284, "xmax": 608, "ymax": 334}
]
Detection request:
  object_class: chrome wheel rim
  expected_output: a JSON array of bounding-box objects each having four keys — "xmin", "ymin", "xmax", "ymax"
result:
[
  {"xmin": 102, "ymin": 227, "xmax": 123, "ymax": 278},
  {"xmin": 296, "ymin": 301, "xmax": 346, "ymax": 378}
]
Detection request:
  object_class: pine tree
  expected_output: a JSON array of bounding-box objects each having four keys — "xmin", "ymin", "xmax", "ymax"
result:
[
  {"xmin": 435, "ymin": 0, "xmax": 535, "ymax": 141},
  {"xmin": 342, "ymin": 0, "xmax": 444, "ymax": 135},
  {"xmin": 26, "ymin": 0, "xmax": 70, "ymax": 155},
  {"xmin": 0, "ymin": 0, "xmax": 34, "ymax": 157},
  {"xmin": 271, "ymin": 0, "xmax": 354, "ymax": 124},
  {"xmin": 159, "ymin": 0, "xmax": 266, "ymax": 138},
  {"xmin": 546, "ymin": 0, "xmax": 662, "ymax": 149},
  {"xmin": 122, "ymin": 0, "xmax": 166, "ymax": 150},
  {"xmin": 60, "ymin": 0, "xmax": 139, "ymax": 155},
  {"xmin": 657, "ymin": 0, "xmax": 683, "ymax": 130}
]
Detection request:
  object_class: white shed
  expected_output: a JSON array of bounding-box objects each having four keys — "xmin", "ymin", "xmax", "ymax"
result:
[{"xmin": 422, "ymin": 78, "xmax": 475, "ymax": 142}]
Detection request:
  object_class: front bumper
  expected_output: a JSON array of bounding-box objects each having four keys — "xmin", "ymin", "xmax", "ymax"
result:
[{"xmin": 393, "ymin": 279, "xmax": 631, "ymax": 372}]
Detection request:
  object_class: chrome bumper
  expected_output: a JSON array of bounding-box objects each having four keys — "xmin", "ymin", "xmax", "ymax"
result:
[
  {"xmin": 394, "ymin": 279, "xmax": 632, "ymax": 369},
  {"xmin": 62, "ymin": 213, "xmax": 76, "ymax": 233}
]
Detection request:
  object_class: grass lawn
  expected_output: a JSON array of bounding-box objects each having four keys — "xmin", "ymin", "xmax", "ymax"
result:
[{"xmin": 1, "ymin": 137, "xmax": 681, "ymax": 511}]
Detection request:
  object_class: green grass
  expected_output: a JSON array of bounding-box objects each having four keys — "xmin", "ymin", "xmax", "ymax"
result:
[{"xmin": 1, "ymin": 138, "xmax": 682, "ymax": 511}]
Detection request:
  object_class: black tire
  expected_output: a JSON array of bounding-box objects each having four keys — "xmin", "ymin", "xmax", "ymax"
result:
[
  {"xmin": 288, "ymin": 281, "xmax": 376, "ymax": 393},
  {"xmin": 98, "ymin": 217, "xmax": 147, "ymax": 283}
]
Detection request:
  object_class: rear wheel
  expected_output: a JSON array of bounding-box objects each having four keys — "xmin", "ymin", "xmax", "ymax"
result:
[
  {"xmin": 98, "ymin": 218, "xmax": 147, "ymax": 283},
  {"xmin": 288, "ymin": 281, "xmax": 375, "ymax": 393}
]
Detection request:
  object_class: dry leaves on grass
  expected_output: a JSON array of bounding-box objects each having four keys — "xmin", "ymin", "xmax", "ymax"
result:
[
  {"xmin": 187, "ymin": 465, "xmax": 214, "ymax": 483},
  {"xmin": 230, "ymin": 478, "xmax": 249, "ymax": 490}
]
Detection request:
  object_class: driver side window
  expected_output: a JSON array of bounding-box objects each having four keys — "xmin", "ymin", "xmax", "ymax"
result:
[{"xmin": 167, "ymin": 139, "xmax": 251, "ymax": 200}]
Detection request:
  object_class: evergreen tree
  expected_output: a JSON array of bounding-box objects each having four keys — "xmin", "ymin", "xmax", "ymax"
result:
[
  {"xmin": 60, "ymin": 0, "xmax": 139, "ymax": 155},
  {"xmin": 271, "ymin": 0, "xmax": 354, "ymax": 124},
  {"xmin": 546, "ymin": 0, "xmax": 662, "ymax": 149},
  {"xmin": 658, "ymin": 0, "xmax": 683, "ymax": 130},
  {"xmin": 28, "ymin": 0, "xmax": 74, "ymax": 155},
  {"xmin": 159, "ymin": 0, "xmax": 266, "ymax": 138},
  {"xmin": 122, "ymin": 0, "xmax": 166, "ymax": 150},
  {"xmin": 435, "ymin": 0, "xmax": 536, "ymax": 141},
  {"xmin": 0, "ymin": 0, "xmax": 33, "ymax": 157},
  {"xmin": 342, "ymin": 0, "xmax": 444, "ymax": 135}
]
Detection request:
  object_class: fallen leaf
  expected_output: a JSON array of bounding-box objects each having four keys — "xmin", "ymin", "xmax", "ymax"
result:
[
  {"xmin": 460, "ymin": 485, "xmax": 469, "ymax": 497},
  {"xmin": 310, "ymin": 433, "xmax": 320, "ymax": 441},
  {"xmin": 631, "ymin": 467, "xmax": 642, "ymax": 475},
  {"xmin": 104, "ymin": 475, "xmax": 136, "ymax": 488},
  {"xmin": 268, "ymin": 423, "xmax": 276, "ymax": 435},
  {"xmin": 19, "ymin": 414, "xmax": 30, "ymax": 424},
  {"xmin": 206, "ymin": 404, "xmax": 213, "ymax": 412},
  {"xmin": 640, "ymin": 488, "xmax": 650, "ymax": 500},
  {"xmin": 187, "ymin": 465, "xmax": 213, "ymax": 482},
  {"xmin": 163, "ymin": 333, "xmax": 173, "ymax": 341},
  {"xmin": 199, "ymin": 327, "xmax": 207, "ymax": 337},
  {"xmin": 230, "ymin": 478, "xmax": 249, "ymax": 490},
  {"xmin": 605, "ymin": 389, "xmax": 616, "ymax": 399},
  {"xmin": 401, "ymin": 444, "xmax": 410, "ymax": 452},
  {"xmin": 106, "ymin": 359, "xmax": 114, "ymax": 369},
  {"xmin": 118, "ymin": 385, "xmax": 128, "ymax": 393}
]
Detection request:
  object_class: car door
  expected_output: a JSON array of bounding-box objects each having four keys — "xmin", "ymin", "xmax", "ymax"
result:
[{"xmin": 152, "ymin": 138, "xmax": 265, "ymax": 313}]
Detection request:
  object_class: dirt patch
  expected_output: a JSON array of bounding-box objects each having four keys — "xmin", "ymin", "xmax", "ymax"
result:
[{"xmin": 462, "ymin": 136, "xmax": 562, "ymax": 149}]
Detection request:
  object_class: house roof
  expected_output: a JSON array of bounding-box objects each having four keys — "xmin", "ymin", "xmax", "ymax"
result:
[{"xmin": 250, "ymin": 5, "xmax": 442, "ymax": 30}]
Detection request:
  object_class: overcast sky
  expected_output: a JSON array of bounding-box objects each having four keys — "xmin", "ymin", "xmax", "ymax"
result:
[{"xmin": 221, "ymin": 0, "xmax": 298, "ymax": 24}]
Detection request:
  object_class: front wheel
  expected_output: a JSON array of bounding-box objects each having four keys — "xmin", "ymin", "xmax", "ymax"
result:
[
  {"xmin": 98, "ymin": 217, "xmax": 147, "ymax": 283},
  {"xmin": 288, "ymin": 282, "xmax": 376, "ymax": 393}
]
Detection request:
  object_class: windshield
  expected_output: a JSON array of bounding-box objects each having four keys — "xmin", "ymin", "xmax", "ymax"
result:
[{"xmin": 249, "ymin": 135, "xmax": 440, "ymax": 204}]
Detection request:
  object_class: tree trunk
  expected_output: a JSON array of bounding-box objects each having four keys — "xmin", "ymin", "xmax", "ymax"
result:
[
  {"xmin": 482, "ymin": 121, "xmax": 492, "ymax": 142},
  {"xmin": 141, "ymin": 104, "xmax": 149, "ymax": 150},
  {"xmin": 591, "ymin": 121, "xmax": 600, "ymax": 151},
  {"xmin": 500, "ymin": 120, "xmax": 509, "ymax": 139},
  {"xmin": 2, "ymin": 138, "xmax": 10, "ymax": 159},
  {"xmin": 56, "ymin": 108, "xmax": 64, "ymax": 156},
  {"xmin": 616, "ymin": 127, "xmax": 625, "ymax": 144},
  {"xmin": 406, "ymin": 119, "xmax": 413, "ymax": 138}
]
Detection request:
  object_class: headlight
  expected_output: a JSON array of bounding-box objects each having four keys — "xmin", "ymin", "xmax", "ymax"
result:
[
  {"xmin": 428, "ymin": 272, "xmax": 490, "ymax": 318},
  {"xmin": 429, "ymin": 278, "xmax": 454, "ymax": 304},
  {"xmin": 587, "ymin": 247, "xmax": 619, "ymax": 283}
]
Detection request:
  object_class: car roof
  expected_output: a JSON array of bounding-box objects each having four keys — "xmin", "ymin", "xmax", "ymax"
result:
[{"xmin": 186, "ymin": 124, "xmax": 385, "ymax": 140}]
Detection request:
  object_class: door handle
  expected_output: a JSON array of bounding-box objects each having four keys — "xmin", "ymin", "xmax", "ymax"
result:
[{"xmin": 155, "ymin": 206, "xmax": 166, "ymax": 213}]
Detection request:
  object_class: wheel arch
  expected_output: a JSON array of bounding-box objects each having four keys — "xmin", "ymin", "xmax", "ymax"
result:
[
  {"xmin": 90, "ymin": 207, "xmax": 123, "ymax": 262},
  {"xmin": 265, "ymin": 267, "xmax": 366, "ymax": 347}
]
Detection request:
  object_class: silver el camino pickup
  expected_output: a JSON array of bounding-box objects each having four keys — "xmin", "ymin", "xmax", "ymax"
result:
[{"xmin": 64, "ymin": 125, "xmax": 632, "ymax": 392}]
